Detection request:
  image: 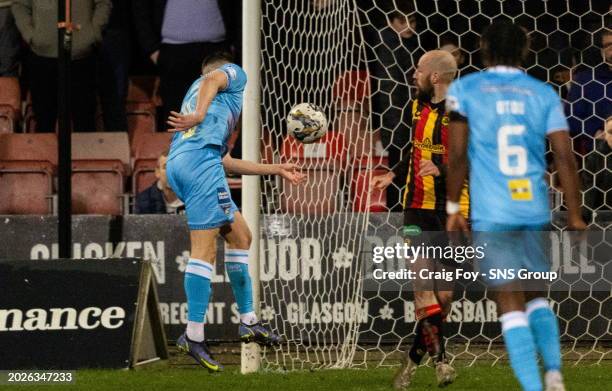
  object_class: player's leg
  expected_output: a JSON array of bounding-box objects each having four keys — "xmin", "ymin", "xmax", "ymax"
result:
[
  {"xmin": 420, "ymin": 212, "xmax": 456, "ymax": 386},
  {"xmin": 477, "ymin": 224, "xmax": 543, "ymax": 391},
  {"xmin": 523, "ymin": 228, "xmax": 564, "ymax": 391},
  {"xmin": 435, "ymin": 212, "xmax": 458, "ymax": 318},
  {"xmin": 221, "ymin": 212, "xmax": 256, "ymax": 324},
  {"xmin": 412, "ymin": 268, "xmax": 446, "ymax": 365},
  {"xmin": 221, "ymin": 211, "xmax": 281, "ymax": 346},
  {"xmin": 416, "ymin": 259, "xmax": 456, "ymax": 387},
  {"xmin": 430, "ymin": 211, "xmax": 458, "ymax": 384},
  {"xmin": 175, "ymin": 228, "xmax": 223, "ymax": 371},
  {"xmin": 525, "ymin": 291, "xmax": 563, "ymax": 391},
  {"xmin": 435, "ymin": 290, "xmax": 454, "ymax": 319},
  {"xmin": 394, "ymin": 210, "xmax": 453, "ymax": 389},
  {"xmin": 396, "ymin": 272, "xmax": 448, "ymax": 388},
  {"xmin": 407, "ymin": 210, "xmax": 446, "ymax": 364},
  {"xmin": 395, "ymin": 260, "xmax": 448, "ymax": 390},
  {"xmin": 166, "ymin": 148, "xmax": 227, "ymax": 371},
  {"xmin": 176, "ymin": 228, "xmax": 223, "ymax": 371},
  {"xmin": 434, "ymin": 289, "xmax": 456, "ymax": 386},
  {"xmin": 185, "ymin": 228, "xmax": 219, "ymax": 340},
  {"xmin": 495, "ymin": 286, "xmax": 543, "ymax": 391}
]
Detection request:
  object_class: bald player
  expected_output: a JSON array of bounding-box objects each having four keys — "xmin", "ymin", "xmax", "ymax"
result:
[{"xmin": 372, "ymin": 50, "xmax": 469, "ymax": 389}]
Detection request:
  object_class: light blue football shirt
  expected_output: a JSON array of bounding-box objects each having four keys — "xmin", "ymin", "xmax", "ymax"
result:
[
  {"xmin": 446, "ymin": 66, "xmax": 569, "ymax": 225},
  {"xmin": 168, "ymin": 63, "xmax": 246, "ymax": 159}
]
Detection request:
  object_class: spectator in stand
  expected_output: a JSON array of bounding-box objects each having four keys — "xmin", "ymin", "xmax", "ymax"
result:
[
  {"xmin": 370, "ymin": 8, "xmax": 422, "ymax": 211},
  {"xmin": 98, "ymin": 0, "xmax": 132, "ymax": 132},
  {"xmin": 0, "ymin": 1, "xmax": 21, "ymax": 77},
  {"xmin": 566, "ymin": 29, "xmax": 612, "ymax": 155},
  {"xmin": 550, "ymin": 65, "xmax": 572, "ymax": 100},
  {"xmin": 131, "ymin": 0, "xmax": 240, "ymax": 131},
  {"xmin": 582, "ymin": 116, "xmax": 611, "ymax": 221},
  {"xmin": 134, "ymin": 150, "xmax": 184, "ymax": 214},
  {"xmin": 12, "ymin": 0, "xmax": 110, "ymax": 133}
]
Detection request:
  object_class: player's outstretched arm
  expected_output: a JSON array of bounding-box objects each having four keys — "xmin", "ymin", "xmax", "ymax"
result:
[
  {"xmin": 167, "ymin": 70, "xmax": 228, "ymax": 132},
  {"xmin": 446, "ymin": 118, "xmax": 470, "ymax": 232},
  {"xmin": 222, "ymin": 154, "xmax": 306, "ymax": 185},
  {"xmin": 548, "ymin": 131, "xmax": 587, "ymax": 230}
]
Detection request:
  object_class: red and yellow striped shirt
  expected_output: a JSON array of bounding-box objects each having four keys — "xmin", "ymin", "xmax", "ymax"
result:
[{"xmin": 401, "ymin": 99, "xmax": 469, "ymax": 216}]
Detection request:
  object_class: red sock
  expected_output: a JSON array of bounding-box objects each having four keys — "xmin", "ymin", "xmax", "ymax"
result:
[{"xmin": 413, "ymin": 304, "xmax": 446, "ymax": 363}]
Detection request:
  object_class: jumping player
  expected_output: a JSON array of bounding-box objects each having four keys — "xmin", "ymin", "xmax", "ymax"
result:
[
  {"xmin": 165, "ymin": 52, "xmax": 305, "ymax": 372},
  {"xmin": 446, "ymin": 21, "xmax": 586, "ymax": 391},
  {"xmin": 372, "ymin": 50, "xmax": 469, "ymax": 389}
]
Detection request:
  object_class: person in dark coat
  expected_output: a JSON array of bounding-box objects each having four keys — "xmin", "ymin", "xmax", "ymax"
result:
[
  {"xmin": 582, "ymin": 116, "xmax": 612, "ymax": 221},
  {"xmin": 566, "ymin": 30, "xmax": 612, "ymax": 155},
  {"xmin": 12, "ymin": 0, "xmax": 111, "ymax": 132},
  {"xmin": 370, "ymin": 10, "xmax": 423, "ymax": 210},
  {"xmin": 134, "ymin": 151, "xmax": 184, "ymax": 214}
]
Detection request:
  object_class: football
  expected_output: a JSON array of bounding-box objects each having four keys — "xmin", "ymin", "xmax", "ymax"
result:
[{"xmin": 286, "ymin": 103, "xmax": 328, "ymax": 144}]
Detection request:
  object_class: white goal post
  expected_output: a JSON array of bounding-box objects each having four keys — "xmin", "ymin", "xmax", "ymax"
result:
[{"xmin": 241, "ymin": 0, "xmax": 263, "ymax": 374}]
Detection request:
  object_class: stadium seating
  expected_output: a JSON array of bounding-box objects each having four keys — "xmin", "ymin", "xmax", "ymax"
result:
[
  {"xmin": 261, "ymin": 129, "xmax": 275, "ymax": 164},
  {"xmin": 127, "ymin": 109, "xmax": 157, "ymax": 143},
  {"xmin": 126, "ymin": 76, "xmax": 159, "ymax": 142},
  {"xmin": 0, "ymin": 134, "xmax": 58, "ymax": 214},
  {"xmin": 280, "ymin": 165, "xmax": 341, "ymax": 214},
  {"xmin": 132, "ymin": 132, "xmax": 172, "ymax": 194},
  {"xmin": 280, "ymin": 132, "xmax": 345, "ymax": 214},
  {"xmin": 334, "ymin": 107, "xmax": 373, "ymax": 160},
  {"xmin": 0, "ymin": 133, "xmax": 58, "ymax": 164},
  {"xmin": 71, "ymin": 133, "xmax": 130, "ymax": 214},
  {"xmin": 132, "ymin": 159, "xmax": 157, "ymax": 195},
  {"xmin": 0, "ymin": 105, "xmax": 16, "ymax": 133},
  {"xmin": 332, "ymin": 70, "xmax": 373, "ymax": 162},
  {"xmin": 127, "ymin": 76, "xmax": 159, "ymax": 106},
  {"xmin": 132, "ymin": 131, "xmax": 172, "ymax": 160},
  {"xmin": 23, "ymin": 109, "xmax": 37, "ymax": 133},
  {"xmin": 0, "ymin": 77, "xmax": 21, "ymax": 133},
  {"xmin": 277, "ymin": 72, "xmax": 372, "ymax": 215},
  {"xmin": 281, "ymin": 131, "xmax": 346, "ymax": 163},
  {"xmin": 0, "ymin": 160, "xmax": 55, "ymax": 214},
  {"xmin": 332, "ymin": 70, "xmax": 370, "ymax": 106},
  {"xmin": 0, "ymin": 77, "xmax": 21, "ymax": 113},
  {"xmin": 351, "ymin": 167, "xmax": 387, "ymax": 212},
  {"xmin": 21, "ymin": 91, "xmax": 36, "ymax": 132},
  {"xmin": 72, "ymin": 132, "xmax": 131, "ymax": 169},
  {"xmin": 72, "ymin": 159, "xmax": 126, "ymax": 215}
]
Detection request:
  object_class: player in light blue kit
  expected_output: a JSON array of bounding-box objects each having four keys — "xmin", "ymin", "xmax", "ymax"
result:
[
  {"xmin": 445, "ymin": 22, "xmax": 586, "ymax": 391},
  {"xmin": 165, "ymin": 52, "xmax": 305, "ymax": 372}
]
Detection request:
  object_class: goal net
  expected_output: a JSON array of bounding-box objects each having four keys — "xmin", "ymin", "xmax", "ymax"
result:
[{"xmin": 257, "ymin": 0, "xmax": 611, "ymax": 370}]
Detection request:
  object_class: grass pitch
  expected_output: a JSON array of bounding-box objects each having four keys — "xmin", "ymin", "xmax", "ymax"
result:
[{"xmin": 9, "ymin": 362, "xmax": 611, "ymax": 390}]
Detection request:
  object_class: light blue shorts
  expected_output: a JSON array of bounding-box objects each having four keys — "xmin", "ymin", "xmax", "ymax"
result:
[
  {"xmin": 472, "ymin": 221, "xmax": 552, "ymax": 287},
  {"xmin": 166, "ymin": 146, "xmax": 238, "ymax": 230}
]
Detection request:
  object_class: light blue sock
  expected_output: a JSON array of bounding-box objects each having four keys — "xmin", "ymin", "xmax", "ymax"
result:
[
  {"xmin": 225, "ymin": 249, "xmax": 255, "ymax": 322},
  {"xmin": 184, "ymin": 258, "xmax": 213, "ymax": 324},
  {"xmin": 500, "ymin": 311, "xmax": 543, "ymax": 391},
  {"xmin": 527, "ymin": 298, "xmax": 561, "ymax": 372}
]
